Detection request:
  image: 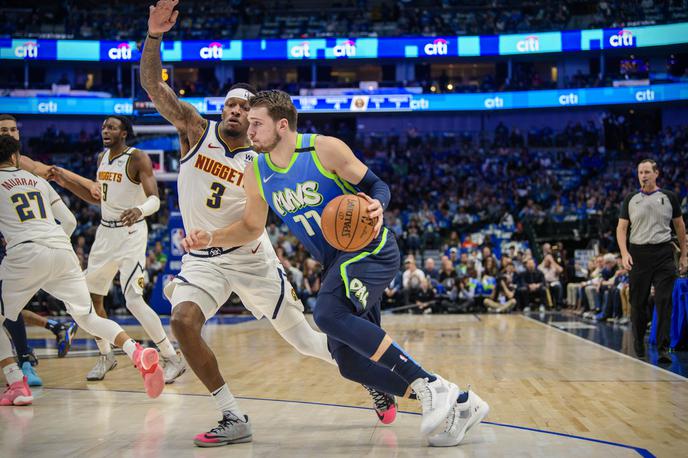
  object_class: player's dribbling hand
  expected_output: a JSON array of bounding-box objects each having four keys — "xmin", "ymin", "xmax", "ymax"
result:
[
  {"xmin": 148, "ymin": 0, "xmax": 179, "ymax": 35},
  {"xmin": 121, "ymin": 208, "xmax": 143, "ymax": 226},
  {"xmin": 357, "ymin": 192, "xmax": 383, "ymax": 238},
  {"xmin": 181, "ymin": 229, "xmax": 212, "ymax": 252}
]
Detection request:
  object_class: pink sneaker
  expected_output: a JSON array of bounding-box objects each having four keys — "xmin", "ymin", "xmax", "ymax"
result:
[
  {"xmin": 0, "ymin": 377, "xmax": 33, "ymax": 406},
  {"xmin": 365, "ymin": 386, "xmax": 397, "ymax": 425},
  {"xmin": 133, "ymin": 344, "xmax": 164, "ymax": 399}
]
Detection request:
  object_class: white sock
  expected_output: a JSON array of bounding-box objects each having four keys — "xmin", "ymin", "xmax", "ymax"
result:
[
  {"xmin": 122, "ymin": 339, "xmax": 138, "ymax": 360},
  {"xmin": 155, "ymin": 336, "xmax": 177, "ymax": 359},
  {"xmin": 3, "ymin": 363, "xmax": 24, "ymax": 385},
  {"xmin": 212, "ymin": 384, "xmax": 245, "ymax": 419},
  {"xmin": 95, "ymin": 338, "xmax": 112, "ymax": 355}
]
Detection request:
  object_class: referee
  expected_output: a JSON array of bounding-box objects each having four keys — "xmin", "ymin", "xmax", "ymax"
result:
[{"xmin": 617, "ymin": 159, "xmax": 687, "ymax": 362}]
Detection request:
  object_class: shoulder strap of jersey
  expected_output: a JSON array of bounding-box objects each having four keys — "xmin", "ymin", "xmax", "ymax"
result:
[
  {"xmin": 295, "ymin": 133, "xmax": 317, "ymax": 153},
  {"xmin": 124, "ymin": 147, "xmax": 140, "ymax": 184}
]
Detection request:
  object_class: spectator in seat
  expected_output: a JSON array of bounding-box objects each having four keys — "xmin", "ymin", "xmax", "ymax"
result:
[
  {"xmin": 402, "ymin": 255, "xmax": 426, "ymax": 305},
  {"xmin": 517, "ymin": 258, "xmax": 548, "ymax": 312},
  {"xmin": 538, "ymin": 254, "xmax": 563, "ymax": 308}
]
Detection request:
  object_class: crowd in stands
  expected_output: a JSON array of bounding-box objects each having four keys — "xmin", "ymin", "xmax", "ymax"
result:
[
  {"xmin": 8, "ymin": 115, "xmax": 688, "ymax": 322},
  {"xmin": 3, "ymin": 0, "xmax": 684, "ymax": 41}
]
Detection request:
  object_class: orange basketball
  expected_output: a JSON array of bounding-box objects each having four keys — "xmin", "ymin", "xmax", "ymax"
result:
[{"xmin": 321, "ymin": 194, "xmax": 378, "ymax": 252}]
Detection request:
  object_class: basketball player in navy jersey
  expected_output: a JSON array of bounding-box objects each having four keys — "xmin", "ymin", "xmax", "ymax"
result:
[{"xmin": 183, "ymin": 90, "xmax": 490, "ymax": 446}]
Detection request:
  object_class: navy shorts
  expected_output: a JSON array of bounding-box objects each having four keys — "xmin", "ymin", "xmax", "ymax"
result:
[{"xmin": 318, "ymin": 227, "xmax": 400, "ymax": 315}]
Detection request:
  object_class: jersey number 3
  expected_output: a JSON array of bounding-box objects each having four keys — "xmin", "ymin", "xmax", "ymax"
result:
[
  {"xmin": 11, "ymin": 192, "xmax": 47, "ymax": 222},
  {"xmin": 206, "ymin": 182, "xmax": 226, "ymax": 209}
]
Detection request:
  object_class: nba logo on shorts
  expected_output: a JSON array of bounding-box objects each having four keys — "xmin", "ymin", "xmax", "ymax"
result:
[{"xmin": 171, "ymin": 228, "xmax": 185, "ymax": 256}]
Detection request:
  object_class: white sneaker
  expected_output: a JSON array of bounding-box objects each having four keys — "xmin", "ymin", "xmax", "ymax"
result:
[
  {"xmin": 428, "ymin": 389, "xmax": 489, "ymax": 447},
  {"xmin": 162, "ymin": 352, "xmax": 187, "ymax": 384},
  {"xmin": 411, "ymin": 375, "xmax": 459, "ymax": 436},
  {"xmin": 86, "ymin": 352, "xmax": 117, "ymax": 381}
]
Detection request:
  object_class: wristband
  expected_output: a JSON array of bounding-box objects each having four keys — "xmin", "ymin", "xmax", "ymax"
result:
[
  {"xmin": 136, "ymin": 195, "xmax": 160, "ymax": 217},
  {"xmin": 147, "ymin": 33, "xmax": 162, "ymax": 40}
]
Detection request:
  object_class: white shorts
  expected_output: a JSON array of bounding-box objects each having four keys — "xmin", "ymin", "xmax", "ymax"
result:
[
  {"xmin": 0, "ymin": 243, "xmax": 91, "ymax": 320},
  {"xmin": 164, "ymin": 252, "xmax": 304, "ymax": 332},
  {"xmin": 86, "ymin": 221, "xmax": 148, "ymax": 296}
]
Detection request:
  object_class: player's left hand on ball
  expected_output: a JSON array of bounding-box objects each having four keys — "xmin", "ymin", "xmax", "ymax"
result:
[
  {"xmin": 357, "ymin": 192, "xmax": 383, "ymax": 237},
  {"xmin": 181, "ymin": 229, "xmax": 211, "ymax": 252},
  {"xmin": 120, "ymin": 208, "xmax": 143, "ymax": 226}
]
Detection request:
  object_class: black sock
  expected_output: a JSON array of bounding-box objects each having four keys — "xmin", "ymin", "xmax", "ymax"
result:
[
  {"xmin": 377, "ymin": 341, "xmax": 436, "ymax": 385},
  {"xmin": 4, "ymin": 315, "xmax": 32, "ymax": 364}
]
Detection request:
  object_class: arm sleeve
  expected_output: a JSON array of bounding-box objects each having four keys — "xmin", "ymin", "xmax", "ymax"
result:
[
  {"xmin": 619, "ymin": 193, "xmax": 633, "ymax": 220},
  {"xmin": 355, "ymin": 168, "xmax": 391, "ymax": 210},
  {"xmin": 51, "ymin": 199, "xmax": 77, "ymax": 238},
  {"xmin": 667, "ymin": 190, "xmax": 682, "ymax": 219}
]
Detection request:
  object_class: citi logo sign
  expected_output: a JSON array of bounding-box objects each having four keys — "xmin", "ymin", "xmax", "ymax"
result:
[
  {"xmin": 108, "ymin": 43, "xmax": 133, "ymax": 60},
  {"xmin": 516, "ymin": 36, "xmax": 539, "ymax": 52},
  {"xmin": 424, "ymin": 38, "xmax": 448, "ymax": 56},
  {"xmin": 333, "ymin": 40, "xmax": 356, "ymax": 57},
  {"xmin": 635, "ymin": 89, "xmax": 655, "ymax": 101},
  {"xmin": 290, "ymin": 42, "xmax": 311, "ymax": 58},
  {"xmin": 37, "ymin": 101, "xmax": 58, "ymax": 113},
  {"xmin": 200, "ymin": 42, "xmax": 223, "ymax": 59},
  {"xmin": 609, "ymin": 30, "xmax": 634, "ymax": 47},
  {"xmin": 484, "ymin": 96, "xmax": 504, "ymax": 109},
  {"xmin": 14, "ymin": 42, "xmax": 38, "ymax": 59},
  {"xmin": 558, "ymin": 93, "xmax": 579, "ymax": 105}
]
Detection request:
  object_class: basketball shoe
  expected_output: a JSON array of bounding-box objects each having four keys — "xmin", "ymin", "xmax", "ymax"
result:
[
  {"xmin": 428, "ymin": 388, "xmax": 489, "ymax": 447},
  {"xmin": 55, "ymin": 322, "xmax": 79, "ymax": 358},
  {"xmin": 411, "ymin": 375, "xmax": 459, "ymax": 436},
  {"xmin": 162, "ymin": 352, "xmax": 186, "ymax": 384},
  {"xmin": 86, "ymin": 352, "xmax": 117, "ymax": 381},
  {"xmin": 132, "ymin": 343, "xmax": 164, "ymax": 399},
  {"xmin": 365, "ymin": 386, "xmax": 397, "ymax": 424},
  {"xmin": 0, "ymin": 377, "xmax": 33, "ymax": 406},
  {"xmin": 21, "ymin": 362, "xmax": 42, "ymax": 387},
  {"xmin": 193, "ymin": 411, "xmax": 252, "ymax": 447}
]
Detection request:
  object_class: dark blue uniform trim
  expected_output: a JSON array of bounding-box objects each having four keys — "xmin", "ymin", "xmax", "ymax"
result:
[{"xmin": 272, "ymin": 268, "xmax": 286, "ymax": 320}]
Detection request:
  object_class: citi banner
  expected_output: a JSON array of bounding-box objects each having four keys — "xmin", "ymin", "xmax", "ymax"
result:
[{"xmin": 1, "ymin": 22, "xmax": 687, "ymax": 61}]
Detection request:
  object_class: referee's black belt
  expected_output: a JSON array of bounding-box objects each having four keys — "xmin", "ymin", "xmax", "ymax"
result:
[
  {"xmin": 629, "ymin": 241, "xmax": 672, "ymax": 249},
  {"xmin": 189, "ymin": 246, "xmax": 242, "ymax": 258},
  {"xmin": 101, "ymin": 219, "xmax": 144, "ymax": 228}
]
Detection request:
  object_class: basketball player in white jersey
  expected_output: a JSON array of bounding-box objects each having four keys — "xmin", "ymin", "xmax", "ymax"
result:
[
  {"xmin": 143, "ymin": 0, "xmax": 396, "ymax": 447},
  {"xmin": 0, "ymin": 135, "xmax": 165, "ymax": 405},
  {"xmin": 48, "ymin": 115, "xmax": 186, "ymax": 383}
]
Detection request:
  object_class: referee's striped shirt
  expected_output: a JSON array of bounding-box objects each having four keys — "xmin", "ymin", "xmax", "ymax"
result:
[{"xmin": 619, "ymin": 188, "xmax": 681, "ymax": 245}]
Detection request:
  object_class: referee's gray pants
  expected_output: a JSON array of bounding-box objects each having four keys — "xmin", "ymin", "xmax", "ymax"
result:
[{"xmin": 629, "ymin": 243, "xmax": 677, "ymax": 350}]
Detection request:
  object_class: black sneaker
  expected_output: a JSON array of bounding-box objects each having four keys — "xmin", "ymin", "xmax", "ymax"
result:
[
  {"xmin": 658, "ymin": 348, "xmax": 672, "ymax": 364},
  {"xmin": 634, "ymin": 340, "xmax": 645, "ymax": 358},
  {"xmin": 55, "ymin": 322, "xmax": 78, "ymax": 358}
]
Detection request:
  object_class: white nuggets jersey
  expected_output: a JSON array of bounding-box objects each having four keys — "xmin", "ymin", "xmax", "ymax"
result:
[
  {"xmin": 97, "ymin": 147, "xmax": 147, "ymax": 221},
  {"xmin": 0, "ymin": 167, "xmax": 71, "ymax": 250}
]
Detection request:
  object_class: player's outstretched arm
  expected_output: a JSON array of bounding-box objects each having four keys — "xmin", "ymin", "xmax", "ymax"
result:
[
  {"xmin": 182, "ymin": 164, "xmax": 268, "ymax": 251},
  {"xmin": 48, "ymin": 166, "xmax": 101, "ymax": 205},
  {"xmin": 18, "ymin": 156, "xmax": 50, "ymax": 178},
  {"xmin": 141, "ymin": 0, "xmax": 206, "ymax": 138},
  {"xmin": 316, "ymin": 136, "xmax": 389, "ymax": 237},
  {"xmin": 120, "ymin": 150, "xmax": 160, "ymax": 226}
]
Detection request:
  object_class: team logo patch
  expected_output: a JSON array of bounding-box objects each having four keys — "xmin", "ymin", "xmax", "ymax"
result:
[
  {"xmin": 291, "ymin": 288, "xmax": 298, "ymax": 301},
  {"xmin": 209, "ymin": 247, "xmax": 223, "ymax": 257},
  {"xmin": 137, "ymin": 277, "xmax": 145, "ymax": 289},
  {"xmin": 350, "ymin": 278, "xmax": 369, "ymax": 308}
]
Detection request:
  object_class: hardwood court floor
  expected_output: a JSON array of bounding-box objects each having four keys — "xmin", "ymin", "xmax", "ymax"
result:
[{"xmin": 3, "ymin": 314, "xmax": 687, "ymax": 457}]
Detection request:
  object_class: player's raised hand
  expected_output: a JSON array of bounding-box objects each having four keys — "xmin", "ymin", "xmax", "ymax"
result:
[
  {"xmin": 181, "ymin": 228, "xmax": 212, "ymax": 252},
  {"xmin": 357, "ymin": 192, "xmax": 383, "ymax": 238},
  {"xmin": 148, "ymin": 0, "xmax": 179, "ymax": 35}
]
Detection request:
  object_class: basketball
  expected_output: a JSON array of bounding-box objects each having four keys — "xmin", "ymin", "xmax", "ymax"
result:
[{"xmin": 321, "ymin": 194, "xmax": 378, "ymax": 252}]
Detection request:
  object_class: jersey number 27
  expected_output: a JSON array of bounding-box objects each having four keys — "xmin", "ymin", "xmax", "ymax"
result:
[{"xmin": 11, "ymin": 192, "xmax": 47, "ymax": 222}]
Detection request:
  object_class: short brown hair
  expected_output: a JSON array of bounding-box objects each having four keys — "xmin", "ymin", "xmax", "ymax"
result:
[
  {"xmin": 0, "ymin": 114, "xmax": 17, "ymax": 123},
  {"xmin": 638, "ymin": 158, "xmax": 658, "ymax": 172},
  {"xmin": 249, "ymin": 90, "xmax": 297, "ymax": 131}
]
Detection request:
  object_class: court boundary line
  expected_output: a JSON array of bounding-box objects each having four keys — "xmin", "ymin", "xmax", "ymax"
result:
[
  {"xmin": 41, "ymin": 386, "xmax": 654, "ymax": 457},
  {"xmin": 522, "ymin": 314, "xmax": 687, "ymax": 381}
]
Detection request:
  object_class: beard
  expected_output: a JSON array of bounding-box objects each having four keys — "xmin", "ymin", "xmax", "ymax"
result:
[{"xmin": 256, "ymin": 128, "xmax": 282, "ymax": 152}]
